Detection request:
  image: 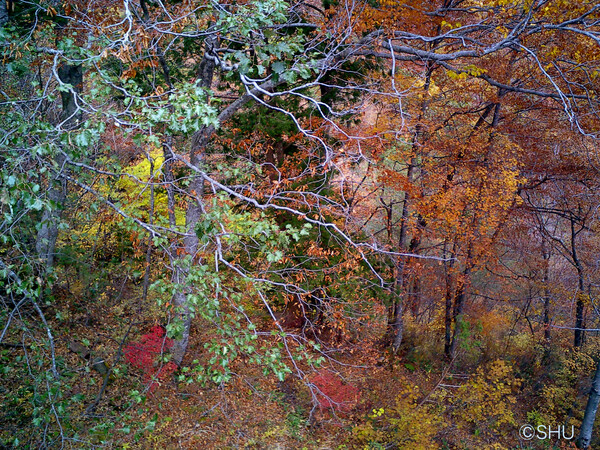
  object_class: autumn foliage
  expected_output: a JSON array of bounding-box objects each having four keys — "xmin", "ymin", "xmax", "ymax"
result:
[
  {"xmin": 2, "ymin": 0, "xmax": 600, "ymax": 448},
  {"xmin": 310, "ymin": 370, "xmax": 360, "ymax": 412},
  {"xmin": 124, "ymin": 326, "xmax": 177, "ymax": 392}
]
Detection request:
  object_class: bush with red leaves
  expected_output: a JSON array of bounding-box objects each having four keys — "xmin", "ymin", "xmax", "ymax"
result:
[
  {"xmin": 310, "ymin": 370, "xmax": 360, "ymax": 412},
  {"xmin": 124, "ymin": 325, "xmax": 177, "ymax": 392}
]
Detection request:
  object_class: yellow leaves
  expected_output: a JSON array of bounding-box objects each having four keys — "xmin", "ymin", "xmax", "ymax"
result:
[
  {"xmin": 577, "ymin": 292, "xmax": 591, "ymax": 306},
  {"xmin": 447, "ymin": 65, "xmax": 487, "ymax": 80},
  {"xmin": 352, "ymin": 379, "xmax": 445, "ymax": 449},
  {"xmin": 369, "ymin": 407, "xmax": 385, "ymax": 418},
  {"xmin": 453, "ymin": 360, "xmax": 520, "ymax": 431},
  {"xmin": 465, "ymin": 65, "xmax": 487, "ymax": 77},
  {"xmin": 496, "ymin": 25, "xmax": 509, "ymax": 38},
  {"xmin": 106, "ymin": 148, "xmax": 186, "ymax": 226},
  {"xmin": 546, "ymin": 46, "xmax": 560, "ymax": 60},
  {"xmin": 411, "ymin": 77, "xmax": 441, "ymax": 97},
  {"xmin": 447, "ymin": 70, "xmax": 469, "ymax": 81},
  {"xmin": 116, "ymin": 148, "xmax": 165, "ymax": 192},
  {"xmin": 441, "ymin": 20, "xmax": 462, "ymax": 30}
]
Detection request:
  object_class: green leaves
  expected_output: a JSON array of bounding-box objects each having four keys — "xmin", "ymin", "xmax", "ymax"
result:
[
  {"xmin": 152, "ymin": 194, "xmax": 317, "ymax": 386},
  {"xmin": 191, "ymin": 194, "xmax": 311, "ymax": 265},
  {"xmin": 272, "ymin": 61, "xmax": 286, "ymax": 74},
  {"xmin": 210, "ymin": 0, "xmax": 312, "ymax": 83},
  {"xmin": 129, "ymin": 80, "xmax": 219, "ymax": 136}
]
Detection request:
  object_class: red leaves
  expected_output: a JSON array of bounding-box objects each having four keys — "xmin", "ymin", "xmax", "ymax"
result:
[
  {"xmin": 124, "ymin": 325, "xmax": 177, "ymax": 392},
  {"xmin": 311, "ymin": 371, "xmax": 360, "ymax": 412}
]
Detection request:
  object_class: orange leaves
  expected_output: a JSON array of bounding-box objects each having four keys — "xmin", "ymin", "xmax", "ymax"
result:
[
  {"xmin": 120, "ymin": 58, "xmax": 159, "ymax": 81},
  {"xmin": 378, "ymin": 169, "xmax": 412, "ymax": 193},
  {"xmin": 353, "ymin": 0, "xmax": 438, "ymax": 36},
  {"xmin": 306, "ymin": 242, "xmax": 339, "ymax": 259}
]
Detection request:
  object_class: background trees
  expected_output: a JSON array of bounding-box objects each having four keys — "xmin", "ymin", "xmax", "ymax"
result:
[{"xmin": 1, "ymin": 0, "xmax": 600, "ymax": 448}]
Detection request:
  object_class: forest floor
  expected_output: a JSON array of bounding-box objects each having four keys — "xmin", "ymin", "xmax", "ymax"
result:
[{"xmin": 1, "ymin": 274, "xmax": 586, "ymax": 449}]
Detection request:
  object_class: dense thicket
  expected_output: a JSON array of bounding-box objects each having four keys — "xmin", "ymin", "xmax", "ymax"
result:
[{"xmin": 1, "ymin": 1, "xmax": 600, "ymax": 448}]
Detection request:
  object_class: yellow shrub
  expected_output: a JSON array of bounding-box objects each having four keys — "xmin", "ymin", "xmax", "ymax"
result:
[
  {"xmin": 452, "ymin": 360, "xmax": 520, "ymax": 432},
  {"xmin": 352, "ymin": 381, "xmax": 445, "ymax": 449}
]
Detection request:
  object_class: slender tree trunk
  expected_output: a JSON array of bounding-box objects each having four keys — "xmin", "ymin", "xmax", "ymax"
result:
[
  {"xmin": 388, "ymin": 62, "xmax": 434, "ymax": 351},
  {"xmin": 390, "ymin": 163, "xmax": 414, "ymax": 352},
  {"xmin": 36, "ymin": 64, "xmax": 82, "ymax": 273},
  {"xmin": 444, "ymin": 291, "xmax": 453, "ymax": 358},
  {"xmin": 448, "ymin": 272, "xmax": 468, "ymax": 359},
  {"xmin": 443, "ymin": 240, "xmax": 456, "ymax": 359},
  {"xmin": 542, "ymin": 240, "xmax": 551, "ymax": 343},
  {"xmin": 142, "ymin": 158, "xmax": 155, "ymax": 303},
  {"xmin": 578, "ymin": 360, "xmax": 600, "ymax": 448},
  {"xmin": 406, "ymin": 215, "xmax": 426, "ymax": 317},
  {"xmin": 0, "ymin": 0, "xmax": 8, "ymax": 27},
  {"xmin": 572, "ymin": 218, "xmax": 585, "ymax": 348},
  {"xmin": 162, "ymin": 137, "xmax": 177, "ymax": 227},
  {"xmin": 448, "ymin": 245, "xmax": 472, "ymax": 360},
  {"xmin": 391, "ymin": 208, "xmax": 425, "ymax": 351},
  {"xmin": 170, "ymin": 45, "xmax": 215, "ymax": 366},
  {"xmin": 36, "ymin": 173, "xmax": 66, "ymax": 272}
]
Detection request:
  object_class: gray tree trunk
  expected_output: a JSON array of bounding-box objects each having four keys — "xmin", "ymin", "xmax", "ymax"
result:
[
  {"xmin": 168, "ymin": 41, "xmax": 278, "ymax": 366},
  {"xmin": 572, "ymin": 217, "xmax": 586, "ymax": 348},
  {"xmin": 36, "ymin": 64, "xmax": 82, "ymax": 273},
  {"xmin": 390, "ymin": 171, "xmax": 412, "ymax": 352},
  {"xmin": 0, "ymin": 0, "xmax": 8, "ymax": 27},
  {"xmin": 542, "ymin": 240, "xmax": 551, "ymax": 343},
  {"xmin": 389, "ymin": 63, "xmax": 435, "ymax": 351},
  {"xmin": 578, "ymin": 360, "xmax": 600, "ymax": 448},
  {"xmin": 170, "ymin": 47, "xmax": 215, "ymax": 367},
  {"xmin": 35, "ymin": 172, "xmax": 66, "ymax": 272}
]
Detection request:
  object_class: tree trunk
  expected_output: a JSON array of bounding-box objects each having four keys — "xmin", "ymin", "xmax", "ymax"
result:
[
  {"xmin": 406, "ymin": 215, "xmax": 425, "ymax": 316},
  {"xmin": 542, "ymin": 240, "xmax": 551, "ymax": 343},
  {"xmin": 448, "ymin": 270, "xmax": 468, "ymax": 360},
  {"xmin": 390, "ymin": 176, "xmax": 411, "ymax": 352},
  {"xmin": 448, "ymin": 245, "xmax": 473, "ymax": 360},
  {"xmin": 162, "ymin": 137, "xmax": 177, "ymax": 227},
  {"xmin": 0, "ymin": 0, "xmax": 8, "ymax": 27},
  {"xmin": 170, "ymin": 45, "xmax": 215, "ymax": 367},
  {"xmin": 35, "ymin": 175, "xmax": 65, "ymax": 272},
  {"xmin": 444, "ymin": 285, "xmax": 453, "ymax": 358},
  {"xmin": 388, "ymin": 64, "xmax": 433, "ymax": 351},
  {"xmin": 443, "ymin": 239, "xmax": 457, "ymax": 359},
  {"xmin": 572, "ymin": 218, "xmax": 585, "ymax": 348},
  {"xmin": 578, "ymin": 360, "xmax": 600, "ymax": 448},
  {"xmin": 36, "ymin": 64, "xmax": 82, "ymax": 273}
]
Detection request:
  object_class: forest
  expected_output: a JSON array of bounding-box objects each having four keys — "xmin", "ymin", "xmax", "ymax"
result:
[{"xmin": 1, "ymin": 0, "xmax": 600, "ymax": 448}]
